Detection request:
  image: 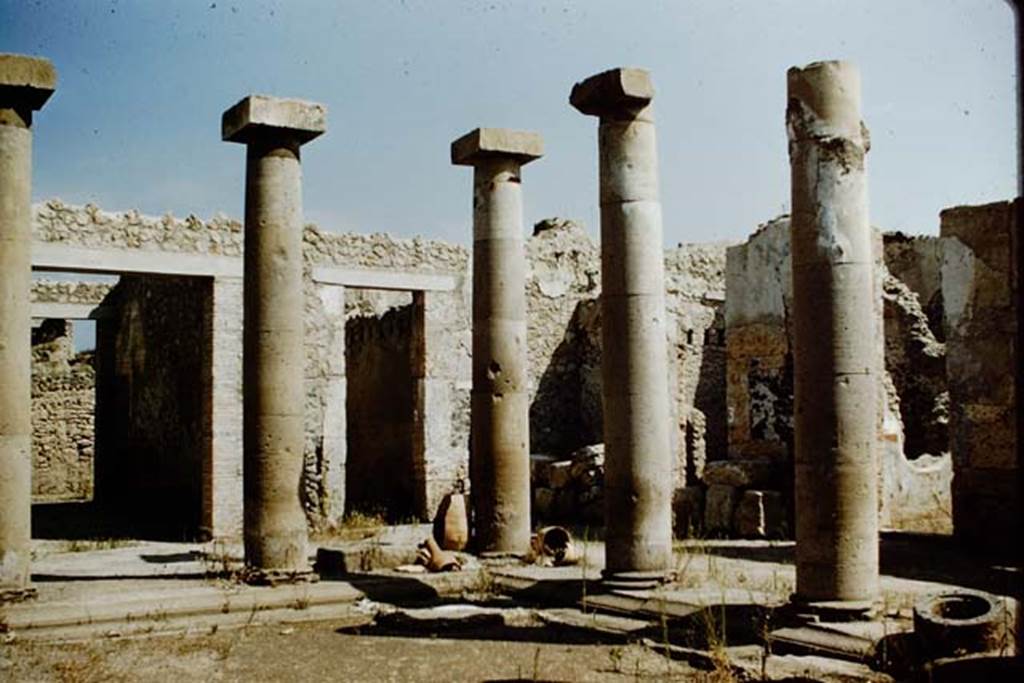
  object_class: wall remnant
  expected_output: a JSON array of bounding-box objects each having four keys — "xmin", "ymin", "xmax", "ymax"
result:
[
  {"xmin": 30, "ymin": 319, "xmax": 95, "ymax": 502},
  {"xmin": 723, "ymin": 214, "xmax": 955, "ymax": 538},
  {"xmin": 941, "ymin": 200, "xmax": 1019, "ymax": 548},
  {"xmin": 29, "ymin": 197, "xmax": 1002, "ymax": 545}
]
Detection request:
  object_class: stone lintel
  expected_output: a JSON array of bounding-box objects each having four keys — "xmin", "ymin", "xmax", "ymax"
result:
[
  {"xmin": 222, "ymin": 94, "xmax": 326, "ymax": 145},
  {"xmin": 0, "ymin": 53, "xmax": 57, "ymax": 110},
  {"xmin": 450, "ymin": 128, "xmax": 543, "ymax": 166},
  {"xmin": 569, "ymin": 67, "xmax": 653, "ymax": 116}
]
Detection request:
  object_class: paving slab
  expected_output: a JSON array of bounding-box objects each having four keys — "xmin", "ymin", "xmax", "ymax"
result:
[{"xmin": 538, "ymin": 608, "xmax": 652, "ymax": 640}]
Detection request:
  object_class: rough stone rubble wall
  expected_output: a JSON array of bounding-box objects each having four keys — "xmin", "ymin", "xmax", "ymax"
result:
[
  {"xmin": 526, "ymin": 219, "xmax": 730, "ymax": 521},
  {"xmin": 30, "ymin": 319, "xmax": 95, "ymax": 502},
  {"xmin": 941, "ymin": 200, "xmax": 1019, "ymax": 547}
]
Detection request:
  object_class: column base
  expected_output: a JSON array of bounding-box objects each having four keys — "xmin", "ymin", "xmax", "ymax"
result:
[
  {"xmin": 243, "ymin": 568, "xmax": 320, "ymax": 587},
  {"xmin": 600, "ymin": 569, "xmax": 672, "ymax": 591},
  {"xmin": 786, "ymin": 594, "xmax": 880, "ymax": 622},
  {"xmin": 0, "ymin": 586, "xmax": 37, "ymax": 604}
]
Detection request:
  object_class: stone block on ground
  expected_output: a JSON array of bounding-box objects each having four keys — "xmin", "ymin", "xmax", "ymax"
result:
[
  {"xmin": 733, "ymin": 489, "xmax": 786, "ymax": 539},
  {"xmin": 673, "ymin": 486, "xmax": 704, "ymax": 537},
  {"xmin": 704, "ymin": 484, "xmax": 737, "ymax": 535},
  {"xmin": 703, "ymin": 459, "xmax": 783, "ymax": 488}
]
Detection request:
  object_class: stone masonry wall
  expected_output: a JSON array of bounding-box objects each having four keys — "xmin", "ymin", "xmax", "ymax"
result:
[{"xmin": 941, "ymin": 200, "xmax": 1019, "ymax": 548}]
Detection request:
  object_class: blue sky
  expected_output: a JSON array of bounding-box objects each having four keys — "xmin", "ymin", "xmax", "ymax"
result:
[{"xmin": 2, "ymin": 0, "xmax": 1017, "ymax": 247}]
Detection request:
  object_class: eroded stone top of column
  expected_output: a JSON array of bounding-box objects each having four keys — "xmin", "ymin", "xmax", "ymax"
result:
[
  {"xmin": 569, "ymin": 67, "xmax": 653, "ymax": 117},
  {"xmin": 0, "ymin": 53, "xmax": 57, "ymax": 110},
  {"xmin": 451, "ymin": 128, "xmax": 543, "ymax": 166},
  {"xmin": 787, "ymin": 60, "xmax": 863, "ymax": 142},
  {"xmin": 222, "ymin": 94, "xmax": 326, "ymax": 145}
]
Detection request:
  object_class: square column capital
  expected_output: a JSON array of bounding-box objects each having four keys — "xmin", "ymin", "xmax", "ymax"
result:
[
  {"xmin": 0, "ymin": 53, "xmax": 57, "ymax": 110},
  {"xmin": 222, "ymin": 95, "xmax": 326, "ymax": 145},
  {"xmin": 451, "ymin": 128, "xmax": 543, "ymax": 166},
  {"xmin": 570, "ymin": 67, "xmax": 653, "ymax": 117}
]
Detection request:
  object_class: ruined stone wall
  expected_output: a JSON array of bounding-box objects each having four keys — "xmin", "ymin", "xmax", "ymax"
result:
[
  {"xmin": 300, "ymin": 226, "xmax": 471, "ymax": 525},
  {"xmin": 524, "ymin": 219, "xmax": 729, "ymax": 481},
  {"xmin": 29, "ymin": 202, "xmax": 726, "ymax": 532},
  {"xmin": 28, "ymin": 281, "xmax": 115, "ymax": 504},
  {"xmin": 722, "ymin": 216, "xmax": 954, "ymax": 537},
  {"xmin": 724, "ymin": 217, "xmax": 794, "ymax": 464},
  {"xmin": 30, "ymin": 320, "xmax": 95, "ymax": 502},
  {"xmin": 941, "ymin": 200, "xmax": 1019, "ymax": 548},
  {"xmin": 31, "ymin": 280, "xmax": 116, "ymax": 305}
]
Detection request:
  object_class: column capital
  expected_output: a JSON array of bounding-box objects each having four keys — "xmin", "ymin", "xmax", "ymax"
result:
[
  {"xmin": 222, "ymin": 94, "xmax": 326, "ymax": 145},
  {"xmin": 569, "ymin": 67, "xmax": 652, "ymax": 117},
  {"xmin": 450, "ymin": 128, "xmax": 543, "ymax": 166},
  {"xmin": 0, "ymin": 53, "xmax": 56, "ymax": 110}
]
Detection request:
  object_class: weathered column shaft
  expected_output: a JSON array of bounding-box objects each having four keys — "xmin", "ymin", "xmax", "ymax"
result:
[
  {"xmin": 0, "ymin": 53, "xmax": 55, "ymax": 599},
  {"xmin": 787, "ymin": 60, "xmax": 878, "ymax": 606},
  {"xmin": 0, "ymin": 106, "xmax": 34, "ymax": 594},
  {"xmin": 471, "ymin": 157, "xmax": 530, "ymax": 553},
  {"xmin": 243, "ymin": 138, "xmax": 308, "ymax": 571},
  {"xmin": 223, "ymin": 95, "xmax": 325, "ymax": 577},
  {"xmin": 452, "ymin": 128, "xmax": 541, "ymax": 555},
  {"xmin": 571, "ymin": 68, "xmax": 672, "ymax": 582}
]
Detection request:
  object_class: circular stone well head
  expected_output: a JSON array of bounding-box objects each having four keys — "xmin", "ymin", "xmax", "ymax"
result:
[{"xmin": 913, "ymin": 590, "xmax": 1005, "ymax": 660}]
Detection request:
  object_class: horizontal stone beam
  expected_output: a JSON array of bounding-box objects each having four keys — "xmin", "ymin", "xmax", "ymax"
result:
[
  {"xmin": 30, "ymin": 302, "xmax": 114, "ymax": 321},
  {"xmin": 311, "ymin": 266, "xmax": 458, "ymax": 292},
  {"xmin": 32, "ymin": 243, "xmax": 460, "ymax": 291},
  {"xmin": 32, "ymin": 243, "xmax": 242, "ymax": 278}
]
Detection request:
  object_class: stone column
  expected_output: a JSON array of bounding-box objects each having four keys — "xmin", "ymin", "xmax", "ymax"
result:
[
  {"xmin": 0, "ymin": 54, "xmax": 56, "ymax": 601},
  {"xmin": 787, "ymin": 60, "xmax": 878, "ymax": 613},
  {"xmin": 451, "ymin": 128, "xmax": 542, "ymax": 555},
  {"xmin": 570, "ymin": 68, "xmax": 673, "ymax": 586},
  {"xmin": 222, "ymin": 95, "xmax": 325, "ymax": 579}
]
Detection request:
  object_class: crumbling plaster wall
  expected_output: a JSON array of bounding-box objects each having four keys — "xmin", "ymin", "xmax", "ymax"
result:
[
  {"xmin": 941, "ymin": 200, "xmax": 1019, "ymax": 548},
  {"xmin": 723, "ymin": 216, "xmax": 953, "ymax": 536}
]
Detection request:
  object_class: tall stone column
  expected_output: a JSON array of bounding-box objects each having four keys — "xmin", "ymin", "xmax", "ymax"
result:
[
  {"xmin": 222, "ymin": 95, "xmax": 325, "ymax": 579},
  {"xmin": 787, "ymin": 61, "xmax": 878, "ymax": 613},
  {"xmin": 451, "ymin": 128, "xmax": 542, "ymax": 555},
  {"xmin": 570, "ymin": 68, "xmax": 673, "ymax": 586},
  {"xmin": 0, "ymin": 54, "xmax": 56, "ymax": 601}
]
